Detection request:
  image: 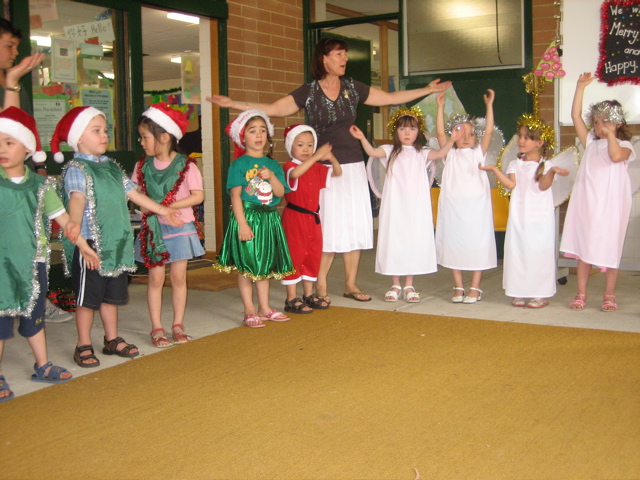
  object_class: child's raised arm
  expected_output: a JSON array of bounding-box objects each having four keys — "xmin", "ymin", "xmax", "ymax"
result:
[
  {"xmin": 538, "ymin": 165, "xmax": 569, "ymax": 191},
  {"xmin": 571, "ymin": 72, "xmax": 593, "ymax": 147},
  {"xmin": 479, "ymin": 163, "xmax": 516, "ymax": 190},
  {"xmin": 435, "ymin": 92, "xmax": 448, "ymax": 147},
  {"xmin": 258, "ymin": 167, "xmax": 286, "ymax": 198},
  {"xmin": 289, "ymin": 142, "xmax": 333, "ymax": 179},
  {"xmin": 127, "ymin": 189, "xmax": 184, "ymax": 227},
  {"xmin": 428, "ymin": 126, "xmax": 462, "ymax": 160},
  {"xmin": 601, "ymin": 125, "xmax": 633, "ymax": 163},
  {"xmin": 349, "ymin": 125, "xmax": 386, "ymax": 158},
  {"xmin": 480, "ymin": 89, "xmax": 495, "ymax": 155},
  {"xmin": 325, "ymin": 151, "xmax": 343, "ymax": 177}
]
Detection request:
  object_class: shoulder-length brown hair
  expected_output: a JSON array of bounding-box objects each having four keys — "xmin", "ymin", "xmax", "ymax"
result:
[{"xmin": 311, "ymin": 37, "xmax": 349, "ymax": 81}]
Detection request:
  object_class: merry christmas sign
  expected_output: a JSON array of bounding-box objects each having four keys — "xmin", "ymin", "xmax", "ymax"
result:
[{"xmin": 597, "ymin": 0, "xmax": 640, "ymax": 85}]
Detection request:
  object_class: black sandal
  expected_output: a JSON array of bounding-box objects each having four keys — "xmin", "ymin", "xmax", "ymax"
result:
[
  {"xmin": 102, "ymin": 336, "xmax": 139, "ymax": 358},
  {"xmin": 284, "ymin": 297, "xmax": 313, "ymax": 314},
  {"xmin": 74, "ymin": 344, "xmax": 100, "ymax": 368},
  {"xmin": 303, "ymin": 294, "xmax": 330, "ymax": 310}
]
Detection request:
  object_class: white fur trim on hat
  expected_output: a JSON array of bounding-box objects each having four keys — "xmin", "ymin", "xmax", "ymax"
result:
[
  {"xmin": 0, "ymin": 118, "xmax": 37, "ymax": 159},
  {"xmin": 285, "ymin": 125, "xmax": 317, "ymax": 158},
  {"xmin": 228, "ymin": 109, "xmax": 275, "ymax": 149},
  {"xmin": 142, "ymin": 107, "xmax": 184, "ymax": 140},
  {"xmin": 67, "ymin": 107, "xmax": 105, "ymax": 152}
]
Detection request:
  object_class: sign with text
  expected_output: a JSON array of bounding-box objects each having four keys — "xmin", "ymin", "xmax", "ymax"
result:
[{"xmin": 597, "ymin": 0, "xmax": 640, "ymax": 85}]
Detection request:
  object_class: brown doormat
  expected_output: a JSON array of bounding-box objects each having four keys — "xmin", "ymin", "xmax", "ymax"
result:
[
  {"xmin": 130, "ymin": 258, "xmax": 237, "ymax": 292},
  {"xmin": 2, "ymin": 308, "xmax": 639, "ymax": 480}
]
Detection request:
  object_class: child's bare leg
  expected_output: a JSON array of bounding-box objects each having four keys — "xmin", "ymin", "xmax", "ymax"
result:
[
  {"xmin": 604, "ymin": 267, "xmax": 619, "ymax": 297},
  {"xmin": 255, "ymin": 279, "xmax": 271, "ymax": 315},
  {"xmin": 0, "ymin": 339, "xmax": 9, "ymax": 400},
  {"xmin": 452, "ymin": 269, "xmax": 464, "ymax": 290},
  {"xmin": 286, "ymin": 283, "xmax": 299, "ymax": 301},
  {"xmin": 316, "ymin": 252, "xmax": 335, "ymax": 298},
  {"xmin": 404, "ymin": 275, "xmax": 414, "ymax": 288},
  {"xmin": 238, "ymin": 274, "xmax": 256, "ymax": 314},
  {"xmin": 27, "ymin": 329, "xmax": 72, "ymax": 380},
  {"xmin": 168, "ymin": 260, "xmax": 188, "ymax": 328},
  {"xmin": 467, "ymin": 270, "xmax": 483, "ymax": 298},
  {"xmin": 302, "ymin": 280, "xmax": 314, "ymax": 298},
  {"xmin": 147, "ymin": 265, "xmax": 166, "ymax": 331},
  {"xmin": 576, "ymin": 259, "xmax": 591, "ymax": 296},
  {"xmin": 75, "ymin": 306, "xmax": 98, "ymax": 365},
  {"xmin": 101, "ymin": 303, "xmax": 138, "ymax": 355}
]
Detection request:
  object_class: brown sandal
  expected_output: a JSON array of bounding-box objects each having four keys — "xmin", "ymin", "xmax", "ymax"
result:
[
  {"xmin": 171, "ymin": 324, "xmax": 193, "ymax": 344},
  {"xmin": 102, "ymin": 336, "xmax": 139, "ymax": 358},
  {"xmin": 74, "ymin": 344, "xmax": 100, "ymax": 368}
]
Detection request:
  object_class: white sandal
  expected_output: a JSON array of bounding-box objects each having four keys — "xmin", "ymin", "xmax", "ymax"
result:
[
  {"xmin": 451, "ymin": 287, "xmax": 465, "ymax": 303},
  {"xmin": 463, "ymin": 287, "xmax": 483, "ymax": 304},
  {"xmin": 403, "ymin": 286, "xmax": 420, "ymax": 303},
  {"xmin": 385, "ymin": 285, "xmax": 402, "ymax": 302}
]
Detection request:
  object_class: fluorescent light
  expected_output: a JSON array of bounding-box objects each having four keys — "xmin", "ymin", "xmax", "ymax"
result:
[
  {"xmin": 171, "ymin": 57, "xmax": 182, "ymax": 64},
  {"xmin": 166, "ymin": 12, "xmax": 200, "ymax": 24},
  {"xmin": 31, "ymin": 36, "xmax": 51, "ymax": 47},
  {"xmin": 103, "ymin": 72, "xmax": 115, "ymax": 79}
]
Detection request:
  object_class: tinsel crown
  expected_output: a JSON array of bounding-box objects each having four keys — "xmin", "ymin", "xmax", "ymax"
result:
[
  {"xmin": 445, "ymin": 114, "xmax": 486, "ymax": 138},
  {"xmin": 517, "ymin": 113, "xmax": 556, "ymax": 151},
  {"xmin": 387, "ymin": 106, "xmax": 426, "ymax": 138},
  {"xmin": 586, "ymin": 100, "xmax": 626, "ymax": 128}
]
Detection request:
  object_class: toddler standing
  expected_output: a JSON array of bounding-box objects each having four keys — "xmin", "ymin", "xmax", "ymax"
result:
[
  {"xmin": 215, "ymin": 109, "xmax": 294, "ymax": 328},
  {"xmin": 133, "ymin": 103, "xmax": 205, "ymax": 347},
  {"xmin": 0, "ymin": 107, "xmax": 99, "ymax": 401},
  {"xmin": 281, "ymin": 124, "xmax": 341, "ymax": 314},
  {"xmin": 560, "ymin": 72, "xmax": 636, "ymax": 312},
  {"xmin": 52, "ymin": 106, "xmax": 183, "ymax": 367},
  {"xmin": 351, "ymin": 107, "xmax": 459, "ymax": 302},
  {"xmin": 435, "ymin": 90, "xmax": 497, "ymax": 303},
  {"xmin": 481, "ymin": 116, "xmax": 568, "ymax": 308}
]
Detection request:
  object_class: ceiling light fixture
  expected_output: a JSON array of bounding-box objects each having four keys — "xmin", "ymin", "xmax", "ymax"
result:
[
  {"xmin": 170, "ymin": 57, "xmax": 182, "ymax": 64},
  {"xmin": 166, "ymin": 12, "xmax": 200, "ymax": 24},
  {"xmin": 31, "ymin": 36, "xmax": 51, "ymax": 47}
]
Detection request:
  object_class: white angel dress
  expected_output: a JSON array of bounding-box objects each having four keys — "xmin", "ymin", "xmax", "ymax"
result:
[
  {"xmin": 435, "ymin": 145, "xmax": 497, "ymax": 270},
  {"xmin": 370, "ymin": 144, "xmax": 437, "ymax": 275},
  {"xmin": 503, "ymin": 158, "xmax": 556, "ymax": 298},
  {"xmin": 560, "ymin": 131, "xmax": 636, "ymax": 270}
]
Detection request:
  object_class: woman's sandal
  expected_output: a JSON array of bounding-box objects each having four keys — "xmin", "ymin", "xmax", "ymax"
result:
[
  {"xmin": 451, "ymin": 287, "xmax": 465, "ymax": 303},
  {"xmin": 171, "ymin": 324, "xmax": 193, "ymax": 344},
  {"xmin": 569, "ymin": 293, "xmax": 587, "ymax": 310},
  {"xmin": 385, "ymin": 285, "xmax": 402, "ymax": 302},
  {"xmin": 74, "ymin": 344, "xmax": 100, "ymax": 368},
  {"xmin": 314, "ymin": 293, "xmax": 331, "ymax": 307},
  {"xmin": 284, "ymin": 297, "xmax": 313, "ymax": 314},
  {"xmin": 31, "ymin": 361, "xmax": 72, "ymax": 383},
  {"xmin": 258, "ymin": 309, "xmax": 290, "ymax": 322},
  {"xmin": 102, "ymin": 336, "xmax": 139, "ymax": 358},
  {"xmin": 0, "ymin": 375, "xmax": 14, "ymax": 402},
  {"xmin": 150, "ymin": 328, "xmax": 173, "ymax": 348},
  {"xmin": 403, "ymin": 286, "xmax": 420, "ymax": 303},
  {"xmin": 303, "ymin": 294, "xmax": 330, "ymax": 310},
  {"xmin": 243, "ymin": 313, "xmax": 265, "ymax": 328},
  {"xmin": 601, "ymin": 295, "xmax": 618, "ymax": 312}
]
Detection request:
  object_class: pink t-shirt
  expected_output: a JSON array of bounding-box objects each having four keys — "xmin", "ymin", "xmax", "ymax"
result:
[{"xmin": 132, "ymin": 157, "xmax": 203, "ymax": 224}]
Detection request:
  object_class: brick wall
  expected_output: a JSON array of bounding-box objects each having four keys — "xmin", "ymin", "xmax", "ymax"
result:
[{"xmin": 226, "ymin": 0, "xmax": 306, "ymax": 160}]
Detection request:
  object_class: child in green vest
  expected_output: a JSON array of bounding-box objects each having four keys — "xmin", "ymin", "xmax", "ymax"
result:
[
  {"xmin": 0, "ymin": 107, "xmax": 99, "ymax": 401},
  {"xmin": 51, "ymin": 106, "xmax": 183, "ymax": 368}
]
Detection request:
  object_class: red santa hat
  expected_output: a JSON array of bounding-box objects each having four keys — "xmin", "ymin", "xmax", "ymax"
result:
[
  {"xmin": 142, "ymin": 102, "xmax": 189, "ymax": 140},
  {"xmin": 0, "ymin": 107, "xmax": 46, "ymax": 163},
  {"xmin": 225, "ymin": 109, "xmax": 275, "ymax": 159},
  {"xmin": 50, "ymin": 106, "xmax": 105, "ymax": 163},
  {"xmin": 284, "ymin": 124, "xmax": 317, "ymax": 158}
]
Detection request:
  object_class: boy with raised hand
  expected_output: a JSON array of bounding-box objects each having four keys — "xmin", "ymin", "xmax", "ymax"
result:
[{"xmin": 0, "ymin": 107, "xmax": 100, "ymax": 401}]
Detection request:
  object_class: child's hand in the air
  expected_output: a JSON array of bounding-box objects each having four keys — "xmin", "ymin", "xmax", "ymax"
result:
[
  {"xmin": 483, "ymin": 88, "xmax": 495, "ymax": 105},
  {"xmin": 349, "ymin": 125, "xmax": 365, "ymax": 140},
  {"xmin": 553, "ymin": 166, "xmax": 570, "ymax": 177}
]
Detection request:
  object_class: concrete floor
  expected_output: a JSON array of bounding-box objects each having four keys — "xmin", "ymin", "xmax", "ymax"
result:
[{"xmin": 3, "ymin": 249, "xmax": 639, "ymax": 400}]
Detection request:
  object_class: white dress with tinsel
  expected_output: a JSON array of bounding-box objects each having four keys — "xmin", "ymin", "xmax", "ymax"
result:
[
  {"xmin": 435, "ymin": 145, "xmax": 497, "ymax": 270},
  {"xmin": 375, "ymin": 144, "xmax": 437, "ymax": 275},
  {"xmin": 503, "ymin": 158, "xmax": 556, "ymax": 298}
]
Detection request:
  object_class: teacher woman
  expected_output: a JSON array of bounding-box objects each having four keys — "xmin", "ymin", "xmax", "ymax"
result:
[{"xmin": 207, "ymin": 37, "xmax": 450, "ymax": 304}]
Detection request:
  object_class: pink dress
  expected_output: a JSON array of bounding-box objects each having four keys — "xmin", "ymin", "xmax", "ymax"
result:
[{"xmin": 560, "ymin": 131, "xmax": 636, "ymax": 270}]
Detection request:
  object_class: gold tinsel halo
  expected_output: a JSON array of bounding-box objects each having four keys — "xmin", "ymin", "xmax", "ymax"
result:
[
  {"xmin": 517, "ymin": 113, "xmax": 556, "ymax": 151},
  {"xmin": 387, "ymin": 106, "xmax": 426, "ymax": 138}
]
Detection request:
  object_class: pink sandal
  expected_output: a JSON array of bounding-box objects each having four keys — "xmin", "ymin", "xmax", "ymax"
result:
[
  {"xmin": 601, "ymin": 295, "xmax": 618, "ymax": 312},
  {"xmin": 569, "ymin": 293, "xmax": 587, "ymax": 310},
  {"xmin": 259, "ymin": 309, "xmax": 290, "ymax": 322},
  {"xmin": 243, "ymin": 313, "xmax": 265, "ymax": 328}
]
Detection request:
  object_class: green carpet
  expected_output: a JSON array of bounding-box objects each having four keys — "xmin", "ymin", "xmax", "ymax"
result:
[{"xmin": 2, "ymin": 308, "xmax": 639, "ymax": 479}]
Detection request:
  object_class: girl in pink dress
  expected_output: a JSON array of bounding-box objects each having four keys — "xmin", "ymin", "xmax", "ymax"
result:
[{"xmin": 560, "ymin": 72, "xmax": 636, "ymax": 312}]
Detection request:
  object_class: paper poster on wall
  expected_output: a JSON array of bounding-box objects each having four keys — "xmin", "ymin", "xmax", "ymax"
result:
[
  {"xmin": 29, "ymin": 0, "xmax": 59, "ymax": 22},
  {"xmin": 80, "ymin": 88, "xmax": 115, "ymax": 150},
  {"xmin": 181, "ymin": 55, "xmax": 201, "ymax": 104},
  {"xmin": 33, "ymin": 99, "xmax": 67, "ymax": 152},
  {"xmin": 50, "ymin": 36, "xmax": 77, "ymax": 83},
  {"xmin": 64, "ymin": 19, "xmax": 115, "ymax": 44},
  {"xmin": 596, "ymin": 0, "xmax": 640, "ymax": 85}
]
